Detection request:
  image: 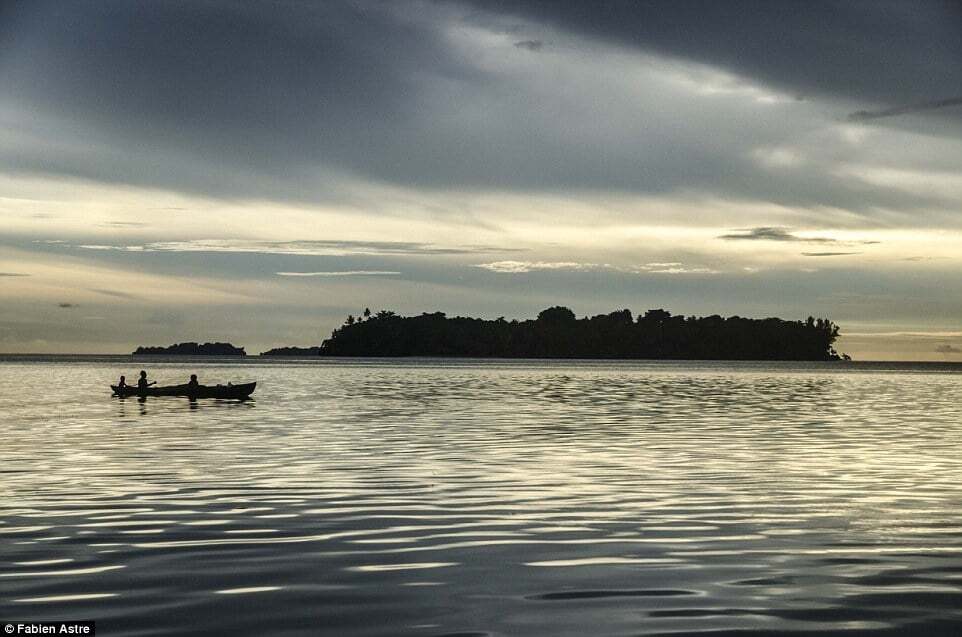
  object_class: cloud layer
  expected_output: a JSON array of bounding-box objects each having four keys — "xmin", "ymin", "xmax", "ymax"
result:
[
  {"xmin": 474, "ymin": 261, "xmax": 719, "ymax": 275},
  {"xmin": 0, "ymin": 1, "xmax": 959, "ymax": 215},
  {"xmin": 276, "ymin": 271, "xmax": 401, "ymax": 277},
  {"xmin": 718, "ymin": 227, "xmax": 881, "ymax": 244},
  {"xmin": 76, "ymin": 239, "xmax": 505, "ymax": 257},
  {"xmin": 849, "ymin": 96, "xmax": 962, "ymax": 122}
]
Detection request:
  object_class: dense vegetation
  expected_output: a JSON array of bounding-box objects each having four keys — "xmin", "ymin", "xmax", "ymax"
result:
[
  {"xmin": 316, "ymin": 307, "xmax": 844, "ymax": 360},
  {"xmin": 133, "ymin": 342, "xmax": 247, "ymax": 356}
]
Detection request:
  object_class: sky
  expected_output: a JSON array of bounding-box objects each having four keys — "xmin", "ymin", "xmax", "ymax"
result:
[{"xmin": 1, "ymin": 0, "xmax": 961, "ymax": 359}]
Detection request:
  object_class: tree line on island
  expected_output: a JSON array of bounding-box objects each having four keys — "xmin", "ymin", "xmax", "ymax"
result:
[
  {"xmin": 133, "ymin": 342, "xmax": 247, "ymax": 356},
  {"xmin": 256, "ymin": 306, "xmax": 846, "ymax": 360}
]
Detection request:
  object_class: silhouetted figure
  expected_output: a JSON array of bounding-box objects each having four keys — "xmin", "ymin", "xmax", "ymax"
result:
[
  {"xmin": 110, "ymin": 373, "xmax": 255, "ymax": 399},
  {"xmin": 137, "ymin": 370, "xmax": 156, "ymax": 392},
  {"xmin": 117, "ymin": 375, "xmax": 128, "ymax": 389}
]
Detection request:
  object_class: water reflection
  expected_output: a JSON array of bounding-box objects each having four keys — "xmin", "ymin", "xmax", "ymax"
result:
[
  {"xmin": 115, "ymin": 394, "xmax": 256, "ymax": 417},
  {"xmin": 2, "ymin": 360, "xmax": 962, "ymax": 635}
]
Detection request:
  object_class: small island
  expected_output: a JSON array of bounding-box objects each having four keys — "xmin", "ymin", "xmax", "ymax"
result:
[
  {"xmin": 133, "ymin": 342, "xmax": 247, "ymax": 356},
  {"xmin": 260, "ymin": 346, "xmax": 322, "ymax": 356},
  {"xmin": 275, "ymin": 306, "xmax": 845, "ymax": 360}
]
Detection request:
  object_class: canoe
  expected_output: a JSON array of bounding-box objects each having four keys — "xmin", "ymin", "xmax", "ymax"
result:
[{"xmin": 111, "ymin": 382, "xmax": 256, "ymax": 399}]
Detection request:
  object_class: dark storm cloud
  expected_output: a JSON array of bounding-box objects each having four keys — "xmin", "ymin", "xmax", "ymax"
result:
[
  {"xmin": 0, "ymin": 272, "xmax": 29, "ymax": 277},
  {"xmin": 848, "ymin": 96, "xmax": 962, "ymax": 122},
  {"xmin": 0, "ymin": 0, "xmax": 959, "ymax": 212},
  {"xmin": 0, "ymin": 0, "xmax": 471, "ymax": 196},
  {"xmin": 463, "ymin": 0, "xmax": 962, "ymax": 113},
  {"xmin": 801, "ymin": 252, "xmax": 861, "ymax": 257},
  {"xmin": 57, "ymin": 303, "xmax": 75, "ymax": 308}
]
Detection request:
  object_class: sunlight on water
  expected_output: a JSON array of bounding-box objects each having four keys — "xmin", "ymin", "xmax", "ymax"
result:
[{"xmin": 2, "ymin": 357, "xmax": 962, "ymax": 635}]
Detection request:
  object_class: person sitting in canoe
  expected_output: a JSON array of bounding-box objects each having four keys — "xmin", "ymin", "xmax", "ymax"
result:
[
  {"xmin": 187, "ymin": 374, "xmax": 199, "ymax": 391},
  {"xmin": 137, "ymin": 370, "xmax": 156, "ymax": 392},
  {"xmin": 117, "ymin": 375, "xmax": 128, "ymax": 389}
]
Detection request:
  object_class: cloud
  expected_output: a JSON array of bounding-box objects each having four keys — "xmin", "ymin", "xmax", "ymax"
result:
[
  {"xmin": 936, "ymin": 344, "xmax": 962, "ymax": 354},
  {"xmin": 751, "ymin": 147, "xmax": 805, "ymax": 169},
  {"xmin": 276, "ymin": 271, "xmax": 401, "ymax": 277},
  {"xmin": 0, "ymin": 272, "xmax": 29, "ymax": 277},
  {"xmin": 719, "ymin": 227, "xmax": 881, "ymax": 249},
  {"xmin": 77, "ymin": 245, "xmax": 142, "ymax": 252},
  {"xmin": 76, "ymin": 239, "xmax": 505, "ymax": 257},
  {"xmin": 57, "ymin": 302, "xmax": 76, "ymax": 308},
  {"xmin": 801, "ymin": 252, "xmax": 860, "ymax": 257},
  {"xmin": 848, "ymin": 96, "xmax": 962, "ymax": 122},
  {"xmin": 636, "ymin": 265, "xmax": 720, "ymax": 275},
  {"xmin": 718, "ymin": 227, "xmax": 836, "ymax": 242},
  {"xmin": 1, "ymin": 0, "xmax": 957, "ymax": 216},
  {"xmin": 462, "ymin": 1, "xmax": 962, "ymax": 116},
  {"xmin": 514, "ymin": 39, "xmax": 544, "ymax": 51},
  {"xmin": 475, "ymin": 260, "xmax": 719, "ymax": 275},
  {"xmin": 475, "ymin": 261, "xmax": 598, "ymax": 273},
  {"xmin": 848, "ymin": 331, "xmax": 962, "ymax": 339},
  {"xmin": 88, "ymin": 288, "xmax": 141, "ymax": 300}
]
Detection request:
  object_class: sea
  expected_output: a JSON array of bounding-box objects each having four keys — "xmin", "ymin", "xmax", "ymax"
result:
[{"xmin": 3, "ymin": 357, "xmax": 962, "ymax": 636}]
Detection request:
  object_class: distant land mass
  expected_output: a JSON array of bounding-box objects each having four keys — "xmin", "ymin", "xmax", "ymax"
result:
[
  {"xmin": 275, "ymin": 307, "xmax": 846, "ymax": 360},
  {"xmin": 260, "ymin": 346, "xmax": 322, "ymax": 356},
  {"xmin": 133, "ymin": 342, "xmax": 247, "ymax": 356}
]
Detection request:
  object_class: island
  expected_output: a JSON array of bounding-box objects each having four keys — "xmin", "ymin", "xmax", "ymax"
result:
[
  {"xmin": 133, "ymin": 342, "xmax": 247, "ymax": 356},
  {"xmin": 260, "ymin": 346, "xmax": 322, "ymax": 356},
  {"xmin": 276, "ymin": 307, "xmax": 845, "ymax": 360}
]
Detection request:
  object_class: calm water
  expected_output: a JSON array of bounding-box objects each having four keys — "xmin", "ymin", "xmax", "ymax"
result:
[{"xmin": 3, "ymin": 358, "xmax": 962, "ymax": 636}]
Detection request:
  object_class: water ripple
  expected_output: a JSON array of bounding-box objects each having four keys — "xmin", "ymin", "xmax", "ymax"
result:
[{"xmin": 3, "ymin": 359, "xmax": 962, "ymax": 635}]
